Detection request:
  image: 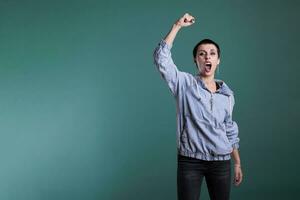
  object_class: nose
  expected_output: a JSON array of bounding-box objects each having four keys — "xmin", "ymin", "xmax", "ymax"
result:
[{"xmin": 205, "ymin": 54, "xmax": 210, "ymax": 60}]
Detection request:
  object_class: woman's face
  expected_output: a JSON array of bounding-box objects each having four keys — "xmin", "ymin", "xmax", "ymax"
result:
[{"xmin": 194, "ymin": 44, "xmax": 220, "ymax": 77}]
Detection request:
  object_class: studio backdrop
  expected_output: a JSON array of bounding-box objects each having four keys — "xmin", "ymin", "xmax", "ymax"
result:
[{"xmin": 0, "ymin": 0, "xmax": 299, "ymax": 199}]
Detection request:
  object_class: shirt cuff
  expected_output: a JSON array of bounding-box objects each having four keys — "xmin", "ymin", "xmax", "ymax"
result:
[
  {"xmin": 232, "ymin": 143, "xmax": 239, "ymax": 149},
  {"xmin": 159, "ymin": 39, "xmax": 173, "ymax": 49}
]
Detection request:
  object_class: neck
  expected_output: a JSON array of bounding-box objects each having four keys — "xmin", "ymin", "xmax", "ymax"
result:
[{"xmin": 200, "ymin": 75, "xmax": 215, "ymax": 85}]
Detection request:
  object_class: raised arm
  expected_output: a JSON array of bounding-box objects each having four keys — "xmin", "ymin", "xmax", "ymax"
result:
[
  {"xmin": 164, "ymin": 13, "xmax": 195, "ymax": 46},
  {"xmin": 153, "ymin": 13, "xmax": 195, "ymax": 95}
]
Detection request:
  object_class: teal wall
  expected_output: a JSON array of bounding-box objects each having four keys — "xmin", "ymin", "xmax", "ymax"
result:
[{"xmin": 0, "ymin": 0, "xmax": 299, "ymax": 199}]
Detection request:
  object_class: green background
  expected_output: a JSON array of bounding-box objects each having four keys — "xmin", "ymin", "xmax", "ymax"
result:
[{"xmin": 0, "ymin": 0, "xmax": 299, "ymax": 199}]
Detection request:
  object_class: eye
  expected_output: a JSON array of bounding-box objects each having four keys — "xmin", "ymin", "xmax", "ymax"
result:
[
  {"xmin": 210, "ymin": 52, "xmax": 216, "ymax": 56},
  {"xmin": 198, "ymin": 52, "xmax": 205, "ymax": 56}
]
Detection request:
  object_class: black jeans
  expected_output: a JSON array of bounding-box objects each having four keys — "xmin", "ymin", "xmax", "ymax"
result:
[{"xmin": 177, "ymin": 154, "xmax": 231, "ymax": 200}]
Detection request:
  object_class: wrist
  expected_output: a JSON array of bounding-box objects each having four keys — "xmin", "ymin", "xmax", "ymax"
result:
[
  {"xmin": 173, "ymin": 22, "xmax": 182, "ymax": 30},
  {"xmin": 234, "ymin": 163, "xmax": 241, "ymax": 168}
]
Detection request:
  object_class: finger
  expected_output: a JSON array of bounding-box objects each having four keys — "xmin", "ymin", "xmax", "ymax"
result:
[
  {"xmin": 182, "ymin": 13, "xmax": 195, "ymax": 22},
  {"xmin": 235, "ymin": 180, "xmax": 241, "ymax": 186},
  {"xmin": 189, "ymin": 15, "xmax": 195, "ymax": 22},
  {"xmin": 234, "ymin": 177, "xmax": 240, "ymax": 186},
  {"xmin": 239, "ymin": 173, "xmax": 243, "ymax": 184},
  {"xmin": 184, "ymin": 13, "xmax": 190, "ymax": 17},
  {"xmin": 184, "ymin": 18, "xmax": 195, "ymax": 23},
  {"xmin": 234, "ymin": 172, "xmax": 243, "ymax": 186},
  {"xmin": 236, "ymin": 177, "xmax": 242, "ymax": 186}
]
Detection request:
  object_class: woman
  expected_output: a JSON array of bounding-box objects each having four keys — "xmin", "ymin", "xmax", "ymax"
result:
[{"xmin": 153, "ymin": 13, "xmax": 243, "ymax": 200}]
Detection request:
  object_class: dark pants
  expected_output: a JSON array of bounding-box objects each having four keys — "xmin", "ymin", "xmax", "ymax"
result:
[{"xmin": 177, "ymin": 154, "xmax": 231, "ymax": 200}]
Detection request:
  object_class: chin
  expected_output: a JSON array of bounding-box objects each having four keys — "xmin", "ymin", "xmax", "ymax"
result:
[{"xmin": 200, "ymin": 71, "xmax": 215, "ymax": 77}]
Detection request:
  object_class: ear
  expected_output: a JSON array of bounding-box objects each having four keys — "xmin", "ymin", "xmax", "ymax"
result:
[{"xmin": 217, "ymin": 58, "xmax": 221, "ymax": 65}]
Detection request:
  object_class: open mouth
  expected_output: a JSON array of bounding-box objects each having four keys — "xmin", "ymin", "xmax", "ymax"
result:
[{"xmin": 204, "ymin": 63, "xmax": 212, "ymax": 72}]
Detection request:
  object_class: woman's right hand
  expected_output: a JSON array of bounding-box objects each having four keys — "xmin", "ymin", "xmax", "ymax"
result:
[
  {"xmin": 163, "ymin": 13, "xmax": 195, "ymax": 46},
  {"xmin": 175, "ymin": 13, "xmax": 196, "ymax": 28}
]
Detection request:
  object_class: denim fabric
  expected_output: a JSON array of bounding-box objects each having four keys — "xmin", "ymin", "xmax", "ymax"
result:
[
  {"xmin": 177, "ymin": 154, "xmax": 231, "ymax": 200},
  {"xmin": 153, "ymin": 40, "xmax": 240, "ymax": 161}
]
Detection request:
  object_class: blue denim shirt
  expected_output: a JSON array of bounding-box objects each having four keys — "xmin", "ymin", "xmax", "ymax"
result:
[{"xmin": 153, "ymin": 40, "xmax": 240, "ymax": 161}]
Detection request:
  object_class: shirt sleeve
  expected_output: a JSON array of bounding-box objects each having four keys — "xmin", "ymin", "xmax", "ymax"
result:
[
  {"xmin": 153, "ymin": 40, "xmax": 183, "ymax": 96},
  {"xmin": 225, "ymin": 95, "xmax": 240, "ymax": 149}
]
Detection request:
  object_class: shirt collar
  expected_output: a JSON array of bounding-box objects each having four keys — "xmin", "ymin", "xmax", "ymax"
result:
[{"xmin": 195, "ymin": 75, "xmax": 233, "ymax": 96}]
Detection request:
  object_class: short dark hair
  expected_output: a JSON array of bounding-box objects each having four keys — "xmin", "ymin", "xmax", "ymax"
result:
[{"xmin": 193, "ymin": 39, "xmax": 221, "ymax": 59}]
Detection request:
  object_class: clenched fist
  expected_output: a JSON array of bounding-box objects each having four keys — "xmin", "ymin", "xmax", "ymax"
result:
[{"xmin": 175, "ymin": 13, "xmax": 195, "ymax": 27}]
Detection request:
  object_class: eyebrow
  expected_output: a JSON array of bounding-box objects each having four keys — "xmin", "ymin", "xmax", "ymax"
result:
[{"xmin": 197, "ymin": 49, "xmax": 217, "ymax": 52}]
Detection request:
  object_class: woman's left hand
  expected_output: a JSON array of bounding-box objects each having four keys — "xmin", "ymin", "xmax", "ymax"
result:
[{"xmin": 233, "ymin": 164, "xmax": 243, "ymax": 186}]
